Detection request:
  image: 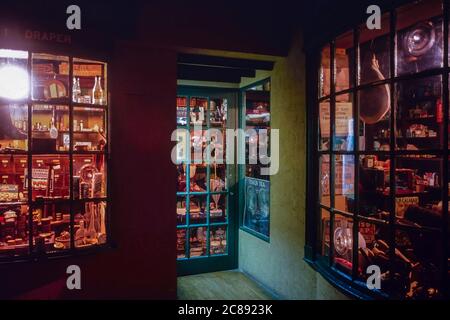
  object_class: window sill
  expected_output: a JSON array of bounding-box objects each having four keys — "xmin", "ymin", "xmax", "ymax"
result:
[
  {"xmin": 304, "ymin": 256, "xmax": 389, "ymax": 300},
  {"xmin": 0, "ymin": 242, "xmax": 116, "ymax": 265}
]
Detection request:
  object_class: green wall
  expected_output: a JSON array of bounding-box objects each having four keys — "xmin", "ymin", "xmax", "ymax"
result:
[{"xmin": 238, "ymin": 32, "xmax": 348, "ymax": 300}]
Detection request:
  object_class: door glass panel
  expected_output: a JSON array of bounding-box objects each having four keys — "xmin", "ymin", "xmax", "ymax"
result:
[
  {"xmin": 210, "ymin": 225, "xmax": 227, "ymax": 255},
  {"xmin": 189, "ymin": 227, "xmax": 207, "ymax": 258}
]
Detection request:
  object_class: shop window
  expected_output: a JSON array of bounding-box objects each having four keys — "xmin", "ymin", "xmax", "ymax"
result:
[
  {"xmin": 241, "ymin": 79, "xmax": 271, "ymax": 241},
  {"xmin": 310, "ymin": 0, "xmax": 449, "ymax": 300},
  {"xmin": 0, "ymin": 49, "xmax": 109, "ymax": 262}
]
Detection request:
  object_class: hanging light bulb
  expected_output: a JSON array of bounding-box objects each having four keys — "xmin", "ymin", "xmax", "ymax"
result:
[{"xmin": 0, "ymin": 65, "xmax": 29, "ymax": 100}]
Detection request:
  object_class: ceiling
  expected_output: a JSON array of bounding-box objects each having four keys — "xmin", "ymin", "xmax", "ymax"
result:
[{"xmin": 177, "ymin": 53, "xmax": 274, "ymax": 83}]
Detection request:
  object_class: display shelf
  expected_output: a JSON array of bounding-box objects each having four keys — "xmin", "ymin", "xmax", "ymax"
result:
[
  {"xmin": 31, "ymin": 98, "xmax": 71, "ymax": 105},
  {"xmin": 72, "ymin": 102, "xmax": 107, "ymax": 109}
]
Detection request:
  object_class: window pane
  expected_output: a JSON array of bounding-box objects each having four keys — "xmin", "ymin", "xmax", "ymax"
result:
[
  {"xmin": 176, "ymin": 164, "xmax": 186, "ymax": 192},
  {"xmin": 32, "ymin": 155, "xmax": 70, "ymax": 201},
  {"xmin": 0, "ymin": 204, "xmax": 29, "ymax": 258},
  {"xmin": 190, "ymin": 97, "xmax": 207, "ymax": 127},
  {"xmin": 0, "ymin": 104, "xmax": 28, "ymax": 152},
  {"xmin": 72, "ymin": 58, "xmax": 107, "ymax": 105},
  {"xmin": 358, "ymin": 85, "xmax": 391, "ymax": 151},
  {"xmin": 245, "ymin": 90, "xmax": 270, "ymax": 127},
  {"xmin": 319, "ymin": 155, "xmax": 330, "ymax": 207},
  {"xmin": 395, "ymin": 155, "xmax": 442, "ymax": 218},
  {"xmin": 32, "ymin": 53, "xmax": 69, "ymax": 101},
  {"xmin": 396, "ymin": 76, "xmax": 442, "ymax": 150},
  {"xmin": 189, "ymin": 227, "xmax": 207, "ymax": 257},
  {"xmin": 0, "ymin": 49, "xmax": 28, "ymax": 100},
  {"xmin": 33, "ymin": 201, "xmax": 71, "ymax": 253},
  {"xmin": 334, "ymin": 155, "xmax": 355, "ymax": 214},
  {"xmin": 73, "ymin": 154, "xmax": 106, "ymax": 199},
  {"xmin": 394, "ymin": 228, "xmax": 443, "ymax": 299},
  {"xmin": 190, "ymin": 129, "xmax": 205, "ymax": 164},
  {"xmin": 177, "ymin": 228, "xmax": 187, "ymax": 259},
  {"xmin": 210, "ymin": 193, "xmax": 226, "ymax": 223},
  {"xmin": 335, "ymin": 31, "xmax": 354, "ymax": 92},
  {"xmin": 359, "ymin": 154, "xmax": 390, "ymax": 221},
  {"xmin": 73, "ymin": 201, "xmax": 107, "ymax": 248},
  {"xmin": 396, "ymin": 0, "xmax": 443, "ymax": 76},
  {"xmin": 333, "ymin": 214, "xmax": 354, "ymax": 275},
  {"xmin": 244, "ymin": 81, "xmax": 271, "ymax": 181},
  {"xmin": 357, "ymin": 221, "xmax": 390, "ymax": 278},
  {"xmin": 318, "ymin": 100, "xmax": 330, "ymax": 150},
  {"xmin": 209, "ymin": 164, "xmax": 226, "ymax": 192},
  {"xmin": 0, "ymin": 155, "xmax": 27, "ymax": 203},
  {"xmin": 189, "ymin": 194, "xmax": 207, "ymax": 225},
  {"xmin": 32, "ymin": 105, "xmax": 69, "ymax": 152},
  {"xmin": 177, "ymin": 195, "xmax": 187, "ymax": 226},
  {"xmin": 176, "ymin": 96, "xmax": 188, "ymax": 126},
  {"xmin": 359, "ymin": 13, "xmax": 390, "ymax": 85},
  {"xmin": 73, "ymin": 107, "xmax": 107, "ymax": 152},
  {"xmin": 320, "ymin": 208, "xmax": 331, "ymax": 257},
  {"xmin": 210, "ymin": 225, "xmax": 227, "ymax": 255},
  {"xmin": 359, "ymin": 84, "xmax": 391, "ymax": 152},
  {"xmin": 188, "ymin": 164, "xmax": 206, "ymax": 192},
  {"xmin": 319, "ymin": 45, "xmax": 331, "ymax": 97},
  {"xmin": 210, "ymin": 98, "xmax": 228, "ymax": 127},
  {"xmin": 206, "ymin": 128, "xmax": 226, "ymax": 165},
  {"xmin": 334, "ymin": 93, "xmax": 354, "ymax": 151}
]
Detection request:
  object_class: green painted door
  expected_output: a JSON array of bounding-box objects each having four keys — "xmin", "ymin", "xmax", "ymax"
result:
[{"xmin": 176, "ymin": 86, "xmax": 238, "ymax": 275}]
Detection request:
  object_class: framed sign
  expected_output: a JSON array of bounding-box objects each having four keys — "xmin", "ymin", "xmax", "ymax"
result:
[{"xmin": 243, "ymin": 177, "xmax": 270, "ymax": 239}]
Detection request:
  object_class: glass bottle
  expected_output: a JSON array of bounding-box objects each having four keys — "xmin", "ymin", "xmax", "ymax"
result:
[
  {"xmin": 92, "ymin": 76, "xmax": 104, "ymax": 105},
  {"xmin": 86, "ymin": 203, "xmax": 97, "ymax": 241},
  {"xmin": 72, "ymin": 77, "xmax": 81, "ymax": 102},
  {"xmin": 75, "ymin": 220, "xmax": 85, "ymax": 246}
]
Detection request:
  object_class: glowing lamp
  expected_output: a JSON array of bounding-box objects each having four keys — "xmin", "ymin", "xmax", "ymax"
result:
[{"xmin": 0, "ymin": 65, "xmax": 29, "ymax": 100}]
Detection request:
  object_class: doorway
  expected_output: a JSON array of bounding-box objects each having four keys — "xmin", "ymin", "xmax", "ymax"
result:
[
  {"xmin": 175, "ymin": 53, "xmax": 274, "ymax": 276},
  {"xmin": 176, "ymin": 87, "xmax": 238, "ymax": 275}
]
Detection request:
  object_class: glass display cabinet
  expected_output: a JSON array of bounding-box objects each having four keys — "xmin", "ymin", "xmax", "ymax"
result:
[
  {"xmin": 310, "ymin": 0, "xmax": 450, "ymax": 299},
  {"xmin": 240, "ymin": 79, "xmax": 271, "ymax": 241},
  {"xmin": 0, "ymin": 48, "xmax": 109, "ymax": 261}
]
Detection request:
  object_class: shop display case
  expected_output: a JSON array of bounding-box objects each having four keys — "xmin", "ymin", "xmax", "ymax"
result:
[
  {"xmin": 0, "ymin": 48, "xmax": 109, "ymax": 262},
  {"xmin": 311, "ymin": 0, "xmax": 450, "ymax": 300},
  {"xmin": 241, "ymin": 80, "xmax": 271, "ymax": 240}
]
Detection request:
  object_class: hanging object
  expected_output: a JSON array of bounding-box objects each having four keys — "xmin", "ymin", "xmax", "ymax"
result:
[
  {"xmin": 403, "ymin": 21, "xmax": 436, "ymax": 57},
  {"xmin": 360, "ymin": 53, "xmax": 390, "ymax": 124},
  {"xmin": 333, "ymin": 227, "xmax": 367, "ymax": 256}
]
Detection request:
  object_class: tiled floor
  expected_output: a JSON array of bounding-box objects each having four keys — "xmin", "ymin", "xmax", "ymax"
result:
[{"xmin": 177, "ymin": 270, "xmax": 275, "ymax": 300}]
